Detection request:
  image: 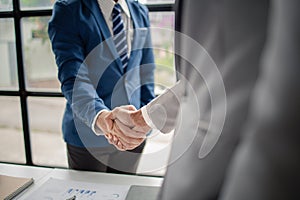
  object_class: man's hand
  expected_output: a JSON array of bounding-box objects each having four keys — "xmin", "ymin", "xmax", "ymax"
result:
[
  {"xmin": 112, "ymin": 105, "xmax": 151, "ymax": 135},
  {"xmin": 105, "ymin": 105, "xmax": 151, "ymax": 150},
  {"xmin": 105, "ymin": 121, "xmax": 145, "ymax": 151},
  {"xmin": 96, "ymin": 110, "xmax": 114, "ymax": 135},
  {"xmin": 96, "ymin": 107, "xmax": 147, "ymax": 151}
]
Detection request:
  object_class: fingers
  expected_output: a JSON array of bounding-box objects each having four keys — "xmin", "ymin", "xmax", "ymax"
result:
[
  {"xmin": 119, "ymin": 105, "xmax": 137, "ymax": 111},
  {"xmin": 105, "ymin": 132, "xmax": 143, "ymax": 151},
  {"xmin": 111, "ymin": 107, "xmax": 135, "ymax": 128},
  {"xmin": 108, "ymin": 121, "xmax": 142, "ymax": 145},
  {"xmin": 115, "ymin": 119, "xmax": 146, "ymax": 139},
  {"xmin": 113, "ymin": 122, "xmax": 144, "ymax": 146},
  {"xmin": 102, "ymin": 105, "xmax": 146, "ymax": 151},
  {"xmin": 105, "ymin": 133, "xmax": 126, "ymax": 151},
  {"xmin": 115, "ymin": 122, "xmax": 144, "ymax": 147},
  {"xmin": 132, "ymin": 125, "xmax": 151, "ymax": 135}
]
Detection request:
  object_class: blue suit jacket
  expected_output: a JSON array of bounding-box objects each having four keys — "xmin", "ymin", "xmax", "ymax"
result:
[{"xmin": 48, "ymin": 0, "xmax": 155, "ymax": 147}]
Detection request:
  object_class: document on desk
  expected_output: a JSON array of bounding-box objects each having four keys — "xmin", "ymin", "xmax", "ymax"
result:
[{"xmin": 26, "ymin": 178, "xmax": 130, "ymax": 200}]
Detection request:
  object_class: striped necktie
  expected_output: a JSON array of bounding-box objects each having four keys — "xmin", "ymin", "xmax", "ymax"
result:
[{"xmin": 112, "ymin": 3, "xmax": 128, "ymax": 72}]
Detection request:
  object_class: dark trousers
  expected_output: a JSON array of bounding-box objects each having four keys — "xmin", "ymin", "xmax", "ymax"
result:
[{"xmin": 67, "ymin": 141, "xmax": 145, "ymax": 175}]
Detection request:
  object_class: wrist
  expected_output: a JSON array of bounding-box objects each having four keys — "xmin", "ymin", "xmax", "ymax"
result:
[{"xmin": 96, "ymin": 110, "xmax": 112, "ymax": 131}]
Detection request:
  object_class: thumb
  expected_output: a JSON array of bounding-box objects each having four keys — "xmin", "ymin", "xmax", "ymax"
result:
[
  {"xmin": 127, "ymin": 105, "xmax": 137, "ymax": 111},
  {"xmin": 104, "ymin": 112, "xmax": 114, "ymax": 130}
]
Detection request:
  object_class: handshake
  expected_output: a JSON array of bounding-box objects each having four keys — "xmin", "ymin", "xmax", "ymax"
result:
[{"xmin": 96, "ymin": 105, "xmax": 151, "ymax": 151}]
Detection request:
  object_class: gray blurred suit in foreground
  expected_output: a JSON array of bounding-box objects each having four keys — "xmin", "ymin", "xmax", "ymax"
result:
[
  {"xmin": 220, "ymin": 0, "xmax": 300, "ymax": 199},
  {"xmin": 142, "ymin": 0, "xmax": 300, "ymax": 199}
]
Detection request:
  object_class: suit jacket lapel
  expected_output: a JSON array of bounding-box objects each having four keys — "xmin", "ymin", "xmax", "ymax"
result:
[
  {"xmin": 83, "ymin": 0, "xmax": 123, "ymax": 73},
  {"xmin": 126, "ymin": 0, "xmax": 139, "ymax": 71}
]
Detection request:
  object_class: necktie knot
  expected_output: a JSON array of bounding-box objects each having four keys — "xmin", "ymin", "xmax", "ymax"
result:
[{"xmin": 112, "ymin": 3, "xmax": 122, "ymax": 16}]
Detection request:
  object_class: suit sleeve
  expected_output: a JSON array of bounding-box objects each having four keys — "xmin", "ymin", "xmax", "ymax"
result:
[
  {"xmin": 139, "ymin": 5, "xmax": 156, "ymax": 107},
  {"xmin": 48, "ymin": 1, "xmax": 108, "ymax": 129}
]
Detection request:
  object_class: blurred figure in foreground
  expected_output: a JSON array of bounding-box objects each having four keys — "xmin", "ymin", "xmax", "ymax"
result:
[{"xmin": 108, "ymin": 0, "xmax": 300, "ymax": 199}]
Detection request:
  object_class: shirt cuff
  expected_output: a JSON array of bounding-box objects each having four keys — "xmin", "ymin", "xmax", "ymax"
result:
[
  {"xmin": 91, "ymin": 109, "xmax": 108, "ymax": 136},
  {"xmin": 141, "ymin": 106, "xmax": 157, "ymax": 130}
]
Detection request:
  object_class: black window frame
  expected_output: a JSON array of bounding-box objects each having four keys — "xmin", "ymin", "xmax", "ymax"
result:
[{"xmin": 0, "ymin": 0, "xmax": 174, "ymax": 167}]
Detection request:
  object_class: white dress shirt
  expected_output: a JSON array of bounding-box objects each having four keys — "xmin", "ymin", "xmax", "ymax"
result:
[
  {"xmin": 141, "ymin": 106, "xmax": 157, "ymax": 129},
  {"xmin": 98, "ymin": 0, "xmax": 133, "ymax": 54},
  {"xmin": 92, "ymin": 0, "xmax": 133, "ymax": 135}
]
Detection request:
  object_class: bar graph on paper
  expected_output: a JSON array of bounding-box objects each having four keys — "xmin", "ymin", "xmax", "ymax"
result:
[{"xmin": 26, "ymin": 178, "xmax": 130, "ymax": 200}]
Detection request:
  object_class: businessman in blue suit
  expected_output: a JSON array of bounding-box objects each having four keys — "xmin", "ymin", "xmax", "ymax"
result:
[{"xmin": 48, "ymin": 0, "xmax": 155, "ymax": 173}]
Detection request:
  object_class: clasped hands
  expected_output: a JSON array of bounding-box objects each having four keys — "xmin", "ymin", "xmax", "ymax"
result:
[{"xmin": 96, "ymin": 105, "xmax": 151, "ymax": 151}]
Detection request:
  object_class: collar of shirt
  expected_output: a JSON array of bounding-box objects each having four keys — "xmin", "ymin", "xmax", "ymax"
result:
[{"xmin": 97, "ymin": 0, "xmax": 131, "ymax": 23}]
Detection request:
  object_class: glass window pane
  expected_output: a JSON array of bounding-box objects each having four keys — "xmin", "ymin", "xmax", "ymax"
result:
[
  {"xmin": 0, "ymin": 0, "xmax": 13, "ymax": 11},
  {"xmin": 0, "ymin": 19, "xmax": 18, "ymax": 90},
  {"xmin": 0, "ymin": 97, "xmax": 25, "ymax": 164},
  {"xmin": 22, "ymin": 17, "xmax": 60, "ymax": 92},
  {"xmin": 20, "ymin": 0, "xmax": 54, "ymax": 10},
  {"xmin": 149, "ymin": 12, "xmax": 175, "ymax": 94},
  {"xmin": 28, "ymin": 97, "xmax": 67, "ymax": 167}
]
